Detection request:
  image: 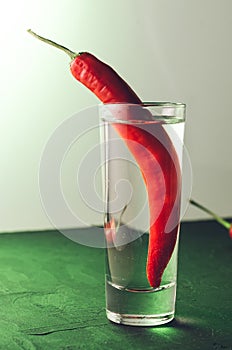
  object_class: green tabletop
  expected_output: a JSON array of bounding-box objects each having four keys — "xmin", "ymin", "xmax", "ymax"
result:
[{"xmin": 0, "ymin": 221, "xmax": 231, "ymax": 350}]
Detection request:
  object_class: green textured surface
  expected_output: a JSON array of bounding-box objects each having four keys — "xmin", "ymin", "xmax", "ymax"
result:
[{"xmin": 0, "ymin": 221, "xmax": 231, "ymax": 350}]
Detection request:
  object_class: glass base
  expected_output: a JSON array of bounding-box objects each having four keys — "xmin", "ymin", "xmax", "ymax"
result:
[
  {"xmin": 105, "ymin": 280, "xmax": 176, "ymax": 327},
  {"xmin": 106, "ymin": 309, "xmax": 174, "ymax": 326}
]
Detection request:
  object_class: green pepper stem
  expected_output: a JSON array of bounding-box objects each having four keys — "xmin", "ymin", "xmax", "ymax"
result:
[
  {"xmin": 190, "ymin": 199, "xmax": 231, "ymax": 229},
  {"xmin": 27, "ymin": 29, "xmax": 77, "ymax": 60}
]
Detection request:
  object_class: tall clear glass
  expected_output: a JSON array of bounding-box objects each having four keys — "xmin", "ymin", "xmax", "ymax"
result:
[{"xmin": 100, "ymin": 102, "xmax": 186, "ymax": 326}]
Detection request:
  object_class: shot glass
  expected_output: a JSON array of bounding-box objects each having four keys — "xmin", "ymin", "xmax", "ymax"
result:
[{"xmin": 100, "ymin": 102, "xmax": 186, "ymax": 326}]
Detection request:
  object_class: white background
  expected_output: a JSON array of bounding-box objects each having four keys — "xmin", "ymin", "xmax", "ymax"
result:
[{"xmin": 0, "ymin": 0, "xmax": 231, "ymax": 232}]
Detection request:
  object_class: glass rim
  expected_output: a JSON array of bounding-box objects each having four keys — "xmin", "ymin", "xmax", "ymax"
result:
[
  {"xmin": 100, "ymin": 101, "xmax": 186, "ymax": 108},
  {"xmin": 99, "ymin": 101, "xmax": 186, "ymax": 124},
  {"xmin": 143, "ymin": 101, "xmax": 186, "ymax": 108}
]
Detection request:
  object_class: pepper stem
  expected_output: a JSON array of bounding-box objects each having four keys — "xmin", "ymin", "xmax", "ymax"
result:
[
  {"xmin": 190, "ymin": 199, "xmax": 231, "ymax": 229},
  {"xmin": 27, "ymin": 29, "xmax": 77, "ymax": 60}
]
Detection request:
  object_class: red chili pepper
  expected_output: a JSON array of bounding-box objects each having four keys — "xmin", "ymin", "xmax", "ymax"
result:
[
  {"xmin": 229, "ymin": 226, "xmax": 232, "ymax": 239},
  {"xmin": 28, "ymin": 30, "xmax": 181, "ymax": 288}
]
